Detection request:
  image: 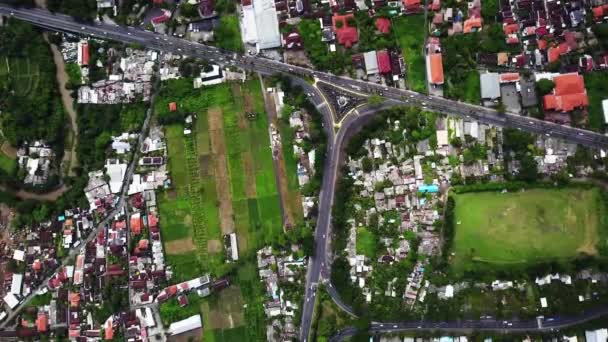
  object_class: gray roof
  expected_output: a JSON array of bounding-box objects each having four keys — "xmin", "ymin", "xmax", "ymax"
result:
[
  {"xmin": 480, "ymin": 72, "xmax": 500, "ymax": 99},
  {"xmin": 364, "ymin": 51, "xmax": 379, "ymax": 75},
  {"xmin": 520, "ymin": 78, "xmax": 538, "ymax": 107}
]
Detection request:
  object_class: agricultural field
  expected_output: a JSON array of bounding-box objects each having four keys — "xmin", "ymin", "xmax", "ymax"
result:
[
  {"xmin": 451, "ymin": 188, "xmax": 605, "ymax": 272},
  {"xmin": 393, "ymin": 15, "xmax": 427, "ymax": 93},
  {"xmin": 157, "ymin": 78, "xmax": 283, "ymax": 341},
  {"xmin": 0, "ymin": 56, "xmax": 41, "ymax": 97}
]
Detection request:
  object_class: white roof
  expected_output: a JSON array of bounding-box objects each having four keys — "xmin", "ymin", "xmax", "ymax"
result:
[
  {"xmin": 168, "ymin": 315, "xmax": 202, "ymax": 335},
  {"xmin": 364, "ymin": 51, "xmax": 379, "ymax": 75},
  {"xmin": 480, "ymin": 72, "xmax": 500, "ymax": 99},
  {"xmin": 540, "ymin": 297, "xmax": 548, "ymax": 308},
  {"xmin": 12, "ymin": 250, "xmax": 25, "ymax": 262},
  {"xmin": 253, "ymin": 0, "xmax": 281, "ymax": 49},
  {"xmin": 11, "ymin": 274, "xmax": 23, "ymax": 295},
  {"xmin": 241, "ymin": 5, "xmax": 258, "ymax": 43},
  {"xmin": 3, "ymin": 293, "xmax": 19, "ymax": 309},
  {"xmin": 602, "ymin": 99, "xmax": 608, "ymax": 124},
  {"xmin": 445, "ymin": 285, "xmax": 454, "ymax": 298},
  {"xmin": 230, "ymin": 233, "xmax": 239, "ymax": 261},
  {"xmin": 105, "ymin": 163, "xmax": 127, "ymax": 194},
  {"xmin": 585, "ymin": 329, "xmax": 608, "ymax": 342},
  {"xmin": 436, "ymin": 130, "xmax": 448, "ymax": 146}
]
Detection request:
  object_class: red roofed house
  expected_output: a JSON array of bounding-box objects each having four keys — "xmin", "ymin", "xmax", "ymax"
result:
[
  {"xmin": 547, "ymin": 42, "xmax": 570, "ymax": 63},
  {"xmin": 178, "ymin": 295, "xmax": 189, "ymax": 307},
  {"xmin": 402, "ymin": 0, "xmax": 421, "ymax": 13},
  {"xmin": 69, "ymin": 292, "xmax": 80, "ymax": 308},
  {"xmin": 169, "ymin": 102, "xmax": 177, "ymax": 112},
  {"xmin": 147, "ymin": 214, "xmax": 159, "ymax": 229},
  {"xmin": 375, "ymin": 17, "xmax": 391, "ymax": 34},
  {"xmin": 430, "ymin": 0, "xmax": 440, "ymax": 11},
  {"xmin": 593, "ymin": 5, "xmax": 608, "ymax": 22},
  {"xmin": 499, "ymin": 73, "xmax": 520, "ymax": 83},
  {"xmin": 463, "ymin": 16, "xmax": 482, "ymax": 33},
  {"xmin": 503, "ymin": 23, "xmax": 518, "ymax": 35},
  {"xmin": 105, "ymin": 322, "xmax": 114, "ymax": 340},
  {"xmin": 36, "ymin": 313, "xmax": 48, "ymax": 333},
  {"xmin": 79, "ymin": 42, "xmax": 89, "ymax": 67},
  {"xmin": 138, "ymin": 239, "xmax": 149, "ymax": 250},
  {"xmin": 332, "ymin": 14, "xmax": 358, "ymax": 48},
  {"xmin": 543, "ymin": 73, "xmax": 588, "ymax": 113},
  {"xmin": 130, "ymin": 214, "xmax": 142, "ymax": 235},
  {"xmin": 427, "ymin": 53, "xmax": 444, "ymax": 85},
  {"xmin": 377, "ymin": 50, "xmax": 391, "ymax": 74}
]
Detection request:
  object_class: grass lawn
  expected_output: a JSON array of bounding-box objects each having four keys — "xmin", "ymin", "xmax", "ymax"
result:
[
  {"xmin": 216, "ymin": 15, "xmax": 244, "ymax": 53},
  {"xmin": 451, "ymin": 188, "xmax": 604, "ymax": 272},
  {"xmin": 356, "ymin": 227, "xmax": 378, "ymax": 258},
  {"xmin": 0, "ymin": 154, "xmax": 16, "ymax": 174},
  {"xmin": 393, "ymin": 15, "xmax": 427, "ymax": 93},
  {"xmin": 463, "ymin": 70, "xmax": 481, "ymax": 104},
  {"xmin": 583, "ymin": 72, "xmax": 608, "ymax": 132}
]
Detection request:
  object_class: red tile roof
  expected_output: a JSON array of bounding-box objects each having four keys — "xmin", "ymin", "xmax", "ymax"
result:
[
  {"xmin": 36, "ymin": 313, "xmax": 48, "ymax": 333},
  {"xmin": 503, "ymin": 23, "xmax": 518, "ymax": 35},
  {"xmin": 81, "ymin": 43, "xmax": 89, "ymax": 66},
  {"xmin": 147, "ymin": 214, "xmax": 158, "ymax": 229},
  {"xmin": 463, "ymin": 16, "xmax": 482, "ymax": 33},
  {"xmin": 332, "ymin": 14, "xmax": 358, "ymax": 48},
  {"xmin": 548, "ymin": 42, "xmax": 570, "ymax": 63},
  {"xmin": 499, "ymin": 73, "xmax": 520, "ymax": 83},
  {"xmin": 138, "ymin": 239, "xmax": 149, "ymax": 250},
  {"xmin": 169, "ymin": 102, "xmax": 177, "ymax": 112},
  {"xmin": 402, "ymin": 0, "xmax": 421, "ymax": 11},
  {"xmin": 130, "ymin": 216, "xmax": 142, "ymax": 235},
  {"xmin": 429, "ymin": 53, "xmax": 444, "ymax": 84},
  {"xmin": 538, "ymin": 39, "xmax": 547, "ymax": 50},
  {"xmin": 377, "ymin": 50, "xmax": 391, "ymax": 74},
  {"xmin": 593, "ymin": 5, "xmax": 608, "ymax": 21},
  {"xmin": 69, "ymin": 292, "xmax": 80, "ymax": 308},
  {"xmin": 375, "ymin": 17, "xmax": 391, "ymax": 34},
  {"xmin": 543, "ymin": 73, "xmax": 588, "ymax": 112},
  {"xmin": 430, "ymin": 0, "xmax": 440, "ymax": 10}
]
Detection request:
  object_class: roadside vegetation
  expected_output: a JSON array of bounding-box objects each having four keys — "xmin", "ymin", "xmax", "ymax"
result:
[{"xmin": 392, "ymin": 15, "xmax": 427, "ymax": 93}]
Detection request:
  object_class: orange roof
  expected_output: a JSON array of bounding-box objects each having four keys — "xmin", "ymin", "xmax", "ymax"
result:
[
  {"xmin": 130, "ymin": 216, "xmax": 142, "ymax": 235},
  {"xmin": 332, "ymin": 14, "xmax": 358, "ymax": 48},
  {"xmin": 553, "ymin": 73, "xmax": 585, "ymax": 95},
  {"xmin": 463, "ymin": 16, "xmax": 482, "ymax": 33},
  {"xmin": 500, "ymin": 73, "xmax": 520, "ymax": 83},
  {"xmin": 36, "ymin": 313, "xmax": 48, "ymax": 333},
  {"xmin": 543, "ymin": 73, "xmax": 588, "ymax": 112},
  {"xmin": 105, "ymin": 321, "xmax": 114, "ymax": 340},
  {"xmin": 69, "ymin": 329, "xmax": 80, "ymax": 338},
  {"xmin": 69, "ymin": 292, "xmax": 80, "ymax": 308},
  {"xmin": 403, "ymin": 0, "xmax": 421, "ymax": 8},
  {"xmin": 538, "ymin": 39, "xmax": 547, "ymax": 50},
  {"xmin": 138, "ymin": 239, "xmax": 149, "ymax": 250},
  {"xmin": 503, "ymin": 23, "xmax": 518, "ymax": 35},
  {"xmin": 32, "ymin": 261, "xmax": 42, "ymax": 271},
  {"xmin": 429, "ymin": 53, "xmax": 444, "ymax": 84},
  {"xmin": 169, "ymin": 102, "xmax": 177, "ymax": 112}
]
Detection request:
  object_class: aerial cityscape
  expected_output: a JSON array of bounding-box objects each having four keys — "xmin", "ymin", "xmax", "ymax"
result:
[{"xmin": 0, "ymin": 0, "xmax": 607, "ymax": 341}]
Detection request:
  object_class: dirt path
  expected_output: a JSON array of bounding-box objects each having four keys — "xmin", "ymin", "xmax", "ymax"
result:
[
  {"xmin": 208, "ymin": 108, "xmax": 235, "ymax": 235},
  {"xmin": 45, "ymin": 34, "xmax": 79, "ymax": 177},
  {"xmin": 0, "ymin": 184, "xmax": 69, "ymax": 201}
]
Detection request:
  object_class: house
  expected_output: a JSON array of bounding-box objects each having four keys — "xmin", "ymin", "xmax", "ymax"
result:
[
  {"xmin": 463, "ymin": 16, "xmax": 482, "ymax": 33},
  {"xmin": 402, "ymin": 0, "xmax": 421, "ymax": 13},
  {"xmin": 241, "ymin": 0, "xmax": 282, "ymax": 51},
  {"xmin": 426, "ymin": 53, "xmax": 443, "ymax": 85},
  {"xmin": 480, "ymin": 72, "xmax": 500, "ymax": 100},
  {"xmin": 602, "ymin": 99, "xmax": 608, "ymax": 124},
  {"xmin": 375, "ymin": 17, "xmax": 391, "ymax": 34},
  {"xmin": 377, "ymin": 50, "xmax": 391, "ymax": 74},
  {"xmin": 199, "ymin": 0, "xmax": 215, "ymax": 17},
  {"xmin": 333, "ymin": 14, "xmax": 358, "ymax": 48},
  {"xmin": 585, "ymin": 329, "xmax": 608, "ymax": 342},
  {"xmin": 36, "ymin": 313, "xmax": 48, "ymax": 333},
  {"xmin": 77, "ymin": 41, "xmax": 89, "ymax": 66},
  {"xmin": 542, "ymin": 73, "xmax": 588, "ymax": 112},
  {"xmin": 167, "ymin": 315, "xmax": 202, "ymax": 336},
  {"xmin": 364, "ymin": 51, "xmax": 379, "ymax": 74},
  {"xmin": 593, "ymin": 5, "xmax": 608, "ymax": 22},
  {"xmin": 194, "ymin": 65, "xmax": 225, "ymax": 88}
]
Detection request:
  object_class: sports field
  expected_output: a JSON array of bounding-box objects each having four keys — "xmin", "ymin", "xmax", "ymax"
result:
[{"xmin": 451, "ymin": 188, "xmax": 604, "ymax": 271}]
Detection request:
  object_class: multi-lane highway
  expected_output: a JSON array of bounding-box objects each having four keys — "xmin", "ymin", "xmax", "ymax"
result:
[{"xmin": 2, "ymin": 5, "xmax": 608, "ymax": 340}]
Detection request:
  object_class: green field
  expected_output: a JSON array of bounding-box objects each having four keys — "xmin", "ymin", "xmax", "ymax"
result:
[
  {"xmin": 158, "ymin": 79, "xmax": 282, "ymax": 341},
  {"xmin": 451, "ymin": 188, "xmax": 604, "ymax": 271},
  {"xmin": 216, "ymin": 15, "xmax": 244, "ymax": 53},
  {"xmin": 393, "ymin": 15, "xmax": 427, "ymax": 93},
  {"xmin": 0, "ymin": 57, "xmax": 40, "ymax": 97},
  {"xmin": 356, "ymin": 227, "xmax": 378, "ymax": 258}
]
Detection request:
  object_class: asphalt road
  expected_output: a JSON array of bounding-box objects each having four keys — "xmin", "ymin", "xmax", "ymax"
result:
[
  {"xmin": 1, "ymin": 5, "xmax": 608, "ymax": 150},
  {"xmin": 3, "ymin": 6, "xmax": 608, "ymax": 339},
  {"xmin": 329, "ymin": 305, "xmax": 608, "ymax": 341}
]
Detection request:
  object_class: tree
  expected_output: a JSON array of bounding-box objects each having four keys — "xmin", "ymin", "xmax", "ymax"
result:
[
  {"xmin": 536, "ymin": 79, "xmax": 555, "ymax": 96},
  {"xmin": 367, "ymin": 95, "xmax": 383, "ymax": 106},
  {"xmin": 517, "ymin": 154, "xmax": 538, "ymax": 183},
  {"xmin": 362, "ymin": 157, "xmax": 373, "ymax": 172}
]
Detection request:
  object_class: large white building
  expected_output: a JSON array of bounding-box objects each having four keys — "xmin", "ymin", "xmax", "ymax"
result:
[{"xmin": 241, "ymin": 0, "xmax": 282, "ymax": 51}]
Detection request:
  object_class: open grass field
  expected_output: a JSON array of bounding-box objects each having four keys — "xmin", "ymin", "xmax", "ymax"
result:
[
  {"xmin": 356, "ymin": 227, "xmax": 378, "ymax": 259},
  {"xmin": 0, "ymin": 154, "xmax": 16, "ymax": 175},
  {"xmin": 451, "ymin": 188, "xmax": 604, "ymax": 271},
  {"xmin": 216, "ymin": 15, "xmax": 244, "ymax": 53},
  {"xmin": 463, "ymin": 70, "xmax": 481, "ymax": 104},
  {"xmin": 0, "ymin": 57, "xmax": 40, "ymax": 97},
  {"xmin": 393, "ymin": 15, "xmax": 427, "ymax": 93}
]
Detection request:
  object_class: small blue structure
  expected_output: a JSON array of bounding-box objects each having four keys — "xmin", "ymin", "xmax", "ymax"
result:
[{"xmin": 418, "ymin": 184, "xmax": 439, "ymax": 193}]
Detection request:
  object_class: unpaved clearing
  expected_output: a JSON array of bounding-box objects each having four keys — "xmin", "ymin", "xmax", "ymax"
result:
[
  {"xmin": 164, "ymin": 238, "xmax": 195, "ymax": 254},
  {"xmin": 207, "ymin": 239, "xmax": 222, "ymax": 254},
  {"xmin": 0, "ymin": 142, "xmax": 16, "ymax": 159},
  {"xmin": 207, "ymin": 107, "xmax": 235, "ymax": 234}
]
